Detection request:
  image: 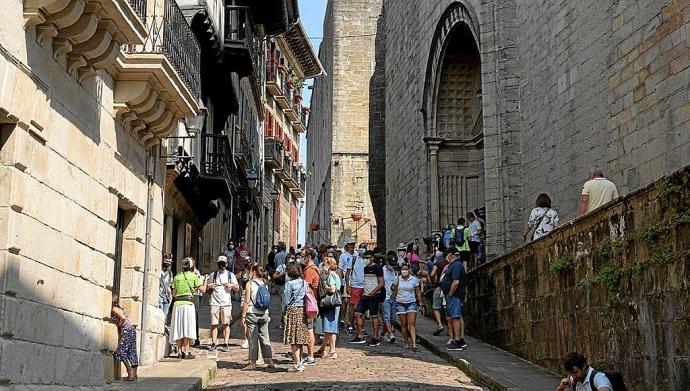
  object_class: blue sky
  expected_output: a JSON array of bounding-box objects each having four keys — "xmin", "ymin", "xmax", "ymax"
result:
[{"xmin": 297, "ymin": 0, "xmax": 327, "ymax": 245}]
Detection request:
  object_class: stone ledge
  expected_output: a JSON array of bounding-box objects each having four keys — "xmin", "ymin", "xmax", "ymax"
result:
[{"xmin": 105, "ymin": 356, "xmax": 217, "ymax": 391}]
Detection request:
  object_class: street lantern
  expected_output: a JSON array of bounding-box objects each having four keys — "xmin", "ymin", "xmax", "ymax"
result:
[
  {"xmin": 184, "ymin": 105, "xmax": 208, "ymax": 137},
  {"xmin": 247, "ymin": 171, "xmax": 259, "ymax": 189}
]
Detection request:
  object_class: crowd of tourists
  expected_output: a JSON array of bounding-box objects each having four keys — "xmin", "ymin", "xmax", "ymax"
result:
[{"xmin": 108, "ymin": 167, "xmax": 622, "ymax": 388}]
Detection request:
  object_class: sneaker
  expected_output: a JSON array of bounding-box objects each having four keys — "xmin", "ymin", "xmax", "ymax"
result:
[
  {"xmin": 446, "ymin": 338, "xmax": 454, "ymax": 346},
  {"xmin": 349, "ymin": 337, "xmax": 366, "ymax": 344},
  {"xmin": 241, "ymin": 339, "xmax": 249, "ymax": 349},
  {"xmin": 339, "ymin": 321, "xmax": 345, "ymax": 330},
  {"xmin": 367, "ymin": 338, "xmax": 381, "ymax": 347},
  {"xmin": 433, "ymin": 328, "xmax": 445, "ymax": 336},
  {"xmin": 219, "ymin": 344, "xmax": 229, "ymax": 352},
  {"xmin": 389, "ymin": 336, "xmax": 396, "ymax": 343},
  {"xmin": 347, "ymin": 326, "xmax": 354, "ymax": 335},
  {"xmin": 185, "ymin": 352, "xmax": 196, "ymax": 359},
  {"xmin": 382, "ymin": 334, "xmax": 391, "ymax": 343},
  {"xmin": 363, "ymin": 330, "xmax": 369, "ymax": 337},
  {"xmin": 209, "ymin": 343, "xmax": 217, "ymax": 351},
  {"xmin": 302, "ymin": 357, "xmax": 316, "ymax": 366},
  {"xmin": 446, "ymin": 341, "xmax": 464, "ymax": 351},
  {"xmin": 288, "ymin": 364, "xmax": 305, "ymax": 373},
  {"xmin": 179, "ymin": 352, "xmax": 186, "ymax": 359},
  {"xmin": 458, "ymin": 338, "xmax": 468, "ymax": 349}
]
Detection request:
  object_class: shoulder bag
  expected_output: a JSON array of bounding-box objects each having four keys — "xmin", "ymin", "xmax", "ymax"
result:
[{"xmin": 528, "ymin": 207, "xmax": 550, "ymax": 241}]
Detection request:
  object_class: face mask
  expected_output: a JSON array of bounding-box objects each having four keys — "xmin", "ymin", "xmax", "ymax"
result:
[
  {"xmin": 364, "ymin": 258, "xmax": 372, "ymax": 266},
  {"xmin": 358, "ymin": 248, "xmax": 366, "ymax": 256},
  {"xmin": 398, "ymin": 251, "xmax": 405, "ymax": 258},
  {"xmin": 401, "ymin": 270, "xmax": 410, "ymax": 277},
  {"xmin": 297, "ymin": 257, "xmax": 305, "ymax": 265}
]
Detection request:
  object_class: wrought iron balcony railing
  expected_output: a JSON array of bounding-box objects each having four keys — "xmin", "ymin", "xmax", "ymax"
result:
[
  {"xmin": 266, "ymin": 54, "xmax": 284, "ymax": 97},
  {"xmin": 126, "ymin": 0, "xmax": 201, "ymax": 99},
  {"xmin": 235, "ymin": 129, "xmax": 252, "ymax": 170},
  {"xmin": 264, "ymin": 138, "xmax": 283, "ymax": 169},
  {"xmin": 200, "ymin": 133, "xmax": 236, "ymax": 183},
  {"xmin": 224, "ymin": 6, "xmax": 261, "ymax": 78},
  {"xmin": 128, "ymin": 0, "xmax": 147, "ymax": 23}
]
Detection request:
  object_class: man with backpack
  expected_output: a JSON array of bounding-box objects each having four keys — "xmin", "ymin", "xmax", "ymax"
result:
[
  {"xmin": 450, "ymin": 218, "xmax": 471, "ymax": 271},
  {"xmin": 556, "ymin": 352, "xmax": 620, "ymax": 391},
  {"xmin": 302, "ymin": 247, "xmax": 321, "ymax": 366},
  {"xmin": 204, "ymin": 255, "xmax": 239, "ymax": 352},
  {"xmin": 440, "ymin": 249, "xmax": 468, "ymax": 351}
]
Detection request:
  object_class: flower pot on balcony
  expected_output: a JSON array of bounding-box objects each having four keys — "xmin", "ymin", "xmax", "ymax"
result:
[
  {"xmin": 302, "ymin": 107, "xmax": 310, "ymax": 114},
  {"xmin": 294, "ymin": 95, "xmax": 303, "ymax": 103},
  {"xmin": 287, "ymin": 80, "xmax": 294, "ymax": 88},
  {"xmin": 351, "ymin": 212, "xmax": 363, "ymax": 222}
]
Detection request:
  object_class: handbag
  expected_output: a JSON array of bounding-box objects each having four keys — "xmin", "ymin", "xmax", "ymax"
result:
[
  {"xmin": 303, "ymin": 280, "xmax": 319, "ymax": 319},
  {"xmin": 320, "ymin": 276, "xmax": 343, "ymax": 309}
]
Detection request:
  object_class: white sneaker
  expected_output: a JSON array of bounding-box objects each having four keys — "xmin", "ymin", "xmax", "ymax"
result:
[
  {"xmin": 446, "ymin": 338, "xmax": 453, "ymax": 346},
  {"xmin": 241, "ymin": 339, "xmax": 249, "ymax": 349}
]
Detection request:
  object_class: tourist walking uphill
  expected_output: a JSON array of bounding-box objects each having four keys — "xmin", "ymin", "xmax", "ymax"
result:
[
  {"xmin": 351, "ymin": 250, "xmax": 385, "ymax": 346},
  {"xmin": 440, "ymin": 249, "xmax": 468, "ymax": 351},
  {"xmin": 240, "ymin": 263, "xmax": 275, "ymax": 370},
  {"xmin": 523, "ymin": 193, "xmax": 560, "ymax": 242},
  {"xmin": 283, "ymin": 264, "xmax": 309, "ymax": 373}
]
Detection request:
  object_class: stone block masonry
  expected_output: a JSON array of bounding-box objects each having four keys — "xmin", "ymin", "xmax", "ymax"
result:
[
  {"xmin": 466, "ymin": 165, "xmax": 690, "ymax": 390},
  {"xmin": 307, "ymin": 0, "xmax": 383, "ymax": 247},
  {"xmin": 0, "ymin": 3, "xmax": 168, "ymax": 387}
]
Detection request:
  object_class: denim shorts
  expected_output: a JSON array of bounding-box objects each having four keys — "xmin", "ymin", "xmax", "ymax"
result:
[
  {"xmin": 394, "ymin": 301, "xmax": 418, "ymax": 315},
  {"xmin": 432, "ymin": 289, "xmax": 444, "ymax": 310},
  {"xmin": 380, "ymin": 298, "xmax": 395, "ymax": 323},
  {"xmin": 446, "ymin": 294, "xmax": 463, "ymax": 319}
]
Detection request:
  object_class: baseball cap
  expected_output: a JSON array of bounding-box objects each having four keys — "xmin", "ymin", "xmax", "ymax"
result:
[
  {"xmin": 217, "ymin": 255, "xmax": 228, "ymax": 263},
  {"xmin": 346, "ymin": 239, "xmax": 356, "ymax": 245},
  {"xmin": 182, "ymin": 257, "xmax": 194, "ymax": 268},
  {"xmin": 397, "ymin": 242, "xmax": 406, "ymax": 250},
  {"xmin": 446, "ymin": 248, "xmax": 461, "ymax": 256}
]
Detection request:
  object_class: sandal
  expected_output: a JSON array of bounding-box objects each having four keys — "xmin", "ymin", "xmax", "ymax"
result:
[
  {"xmin": 241, "ymin": 364, "xmax": 256, "ymax": 371},
  {"xmin": 327, "ymin": 352, "xmax": 338, "ymax": 359},
  {"xmin": 266, "ymin": 362, "xmax": 276, "ymax": 369},
  {"xmin": 313, "ymin": 350, "xmax": 325, "ymax": 358}
]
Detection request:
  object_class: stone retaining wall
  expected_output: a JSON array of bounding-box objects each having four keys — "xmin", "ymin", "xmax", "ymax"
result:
[{"xmin": 465, "ymin": 166, "xmax": 690, "ymax": 390}]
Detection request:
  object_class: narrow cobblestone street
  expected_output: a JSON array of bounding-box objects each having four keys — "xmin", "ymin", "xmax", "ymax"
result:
[{"xmin": 205, "ymin": 296, "xmax": 482, "ymax": 390}]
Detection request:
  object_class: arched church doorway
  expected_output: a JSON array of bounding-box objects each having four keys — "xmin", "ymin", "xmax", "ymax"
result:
[{"xmin": 435, "ymin": 23, "xmax": 484, "ymax": 228}]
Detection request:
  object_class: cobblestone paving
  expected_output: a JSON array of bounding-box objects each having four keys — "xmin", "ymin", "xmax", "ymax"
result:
[{"xmin": 204, "ymin": 296, "xmax": 481, "ymax": 390}]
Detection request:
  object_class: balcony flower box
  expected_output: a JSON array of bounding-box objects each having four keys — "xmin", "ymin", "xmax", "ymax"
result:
[
  {"xmin": 294, "ymin": 94, "xmax": 303, "ymax": 103},
  {"xmin": 302, "ymin": 107, "xmax": 310, "ymax": 114}
]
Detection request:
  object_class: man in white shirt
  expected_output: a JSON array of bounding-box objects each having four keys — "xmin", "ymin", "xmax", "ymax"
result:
[
  {"xmin": 466, "ymin": 212, "xmax": 483, "ymax": 268},
  {"xmin": 579, "ymin": 167, "xmax": 619, "ymax": 215},
  {"xmin": 555, "ymin": 352, "xmax": 613, "ymax": 391},
  {"xmin": 205, "ymin": 255, "xmax": 239, "ymax": 352}
]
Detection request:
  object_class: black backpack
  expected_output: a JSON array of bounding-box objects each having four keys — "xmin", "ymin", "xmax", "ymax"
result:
[
  {"xmin": 589, "ymin": 369, "xmax": 627, "ymax": 391},
  {"xmin": 311, "ymin": 266, "xmax": 329, "ymax": 301}
]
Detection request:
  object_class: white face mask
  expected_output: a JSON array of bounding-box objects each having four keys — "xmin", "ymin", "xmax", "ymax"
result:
[
  {"xmin": 398, "ymin": 251, "xmax": 405, "ymax": 258},
  {"xmin": 401, "ymin": 270, "xmax": 410, "ymax": 277},
  {"xmin": 358, "ymin": 248, "xmax": 366, "ymax": 256}
]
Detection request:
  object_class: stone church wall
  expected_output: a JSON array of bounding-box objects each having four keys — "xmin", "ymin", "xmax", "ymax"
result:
[{"xmin": 375, "ymin": 0, "xmax": 690, "ymax": 255}]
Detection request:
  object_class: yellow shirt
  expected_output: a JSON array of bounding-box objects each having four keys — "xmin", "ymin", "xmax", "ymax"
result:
[{"xmin": 582, "ymin": 178, "xmax": 619, "ymax": 213}]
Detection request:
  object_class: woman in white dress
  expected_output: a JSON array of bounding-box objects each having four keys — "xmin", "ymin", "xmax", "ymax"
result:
[
  {"xmin": 170, "ymin": 257, "xmax": 206, "ymax": 359},
  {"xmin": 523, "ymin": 193, "xmax": 560, "ymax": 242}
]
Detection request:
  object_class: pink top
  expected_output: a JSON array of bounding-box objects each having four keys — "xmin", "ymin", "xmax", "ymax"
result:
[{"xmin": 406, "ymin": 252, "xmax": 420, "ymax": 264}]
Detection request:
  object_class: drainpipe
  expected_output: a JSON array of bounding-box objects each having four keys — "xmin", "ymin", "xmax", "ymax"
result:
[{"xmin": 139, "ymin": 154, "xmax": 155, "ymax": 364}]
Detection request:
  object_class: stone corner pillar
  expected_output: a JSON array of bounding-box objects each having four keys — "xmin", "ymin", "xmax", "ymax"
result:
[{"xmin": 424, "ymin": 137, "xmax": 444, "ymax": 236}]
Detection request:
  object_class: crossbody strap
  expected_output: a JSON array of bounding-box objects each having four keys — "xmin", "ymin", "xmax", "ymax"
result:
[{"xmin": 531, "ymin": 208, "xmax": 550, "ymax": 238}]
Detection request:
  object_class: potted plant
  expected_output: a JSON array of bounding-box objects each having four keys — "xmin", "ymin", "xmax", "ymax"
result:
[
  {"xmin": 351, "ymin": 212, "xmax": 363, "ymax": 222},
  {"xmin": 302, "ymin": 107, "xmax": 310, "ymax": 114}
]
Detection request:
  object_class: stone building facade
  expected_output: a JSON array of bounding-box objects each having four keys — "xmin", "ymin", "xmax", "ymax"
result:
[
  {"xmin": 262, "ymin": 23, "xmax": 322, "ymax": 252},
  {"xmin": 0, "ymin": 0, "xmax": 200, "ymax": 386},
  {"xmin": 306, "ymin": 0, "xmax": 383, "ymax": 248},
  {"xmin": 371, "ymin": 0, "xmax": 690, "ymax": 256}
]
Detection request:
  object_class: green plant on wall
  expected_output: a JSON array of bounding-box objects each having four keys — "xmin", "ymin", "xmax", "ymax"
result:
[
  {"xmin": 549, "ymin": 252, "xmax": 573, "ymax": 273},
  {"xmin": 657, "ymin": 176, "xmax": 685, "ymax": 210}
]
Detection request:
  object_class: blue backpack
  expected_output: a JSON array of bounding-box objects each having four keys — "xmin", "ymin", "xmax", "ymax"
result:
[
  {"xmin": 443, "ymin": 230, "xmax": 452, "ymax": 249},
  {"xmin": 253, "ymin": 281, "xmax": 271, "ymax": 310}
]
